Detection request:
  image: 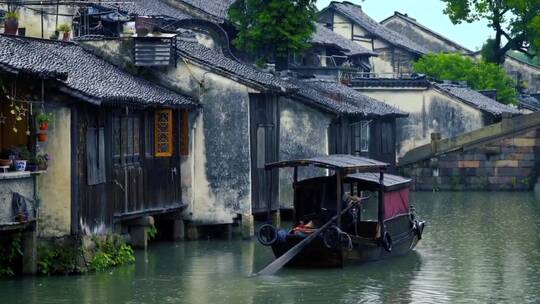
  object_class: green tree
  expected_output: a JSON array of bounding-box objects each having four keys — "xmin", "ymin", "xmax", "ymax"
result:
[
  {"xmin": 413, "ymin": 53, "xmax": 518, "ymax": 104},
  {"xmin": 442, "ymin": 0, "xmax": 540, "ymax": 64},
  {"xmin": 228, "ymin": 0, "xmax": 317, "ymax": 69}
]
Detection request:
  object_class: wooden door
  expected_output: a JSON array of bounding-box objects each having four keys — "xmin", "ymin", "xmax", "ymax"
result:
[
  {"xmin": 250, "ymin": 94, "xmax": 279, "ymax": 214},
  {"xmin": 144, "ymin": 109, "xmax": 181, "ymax": 209},
  {"xmin": 111, "ymin": 111, "xmax": 145, "ymax": 215}
]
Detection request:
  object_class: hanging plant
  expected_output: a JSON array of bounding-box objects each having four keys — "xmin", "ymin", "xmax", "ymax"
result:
[{"xmin": 36, "ymin": 111, "xmax": 53, "ymax": 131}]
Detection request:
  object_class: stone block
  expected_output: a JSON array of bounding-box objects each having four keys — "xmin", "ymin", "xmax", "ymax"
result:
[
  {"xmin": 501, "ymin": 146, "xmax": 518, "ymax": 154},
  {"xmin": 519, "ymin": 160, "xmax": 536, "ymax": 168},
  {"xmin": 488, "ymin": 176, "xmax": 514, "ymax": 184},
  {"xmin": 495, "ymin": 167, "xmax": 529, "ymax": 177},
  {"xmin": 513, "ymin": 138, "xmax": 536, "ymax": 147},
  {"xmin": 130, "ymin": 225, "xmax": 148, "ymax": 249},
  {"xmin": 517, "ymin": 146, "xmax": 534, "ymax": 153},
  {"xmin": 494, "ymin": 160, "xmax": 518, "ymax": 168},
  {"xmin": 187, "ymin": 224, "xmax": 200, "ymax": 240},
  {"xmin": 458, "ymin": 161, "xmax": 480, "ymax": 168},
  {"xmin": 439, "ymin": 161, "xmax": 457, "ymax": 168}
]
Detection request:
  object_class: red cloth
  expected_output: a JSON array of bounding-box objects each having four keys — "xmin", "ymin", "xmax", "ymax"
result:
[{"xmin": 384, "ymin": 188, "xmax": 410, "ymax": 220}]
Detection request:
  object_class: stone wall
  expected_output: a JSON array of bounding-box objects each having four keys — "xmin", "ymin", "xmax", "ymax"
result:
[{"xmin": 402, "ymin": 129, "xmax": 540, "ymax": 191}]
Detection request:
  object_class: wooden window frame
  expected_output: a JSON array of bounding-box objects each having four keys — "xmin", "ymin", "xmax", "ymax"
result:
[{"xmin": 155, "ymin": 109, "xmax": 173, "ymax": 157}]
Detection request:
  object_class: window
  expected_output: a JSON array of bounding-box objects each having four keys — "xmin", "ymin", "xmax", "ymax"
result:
[
  {"xmin": 155, "ymin": 109, "xmax": 173, "ymax": 157},
  {"xmin": 352, "ymin": 121, "xmax": 370, "ymax": 155},
  {"xmin": 87, "ymin": 127, "xmax": 106, "ymax": 185},
  {"xmin": 113, "ymin": 115, "xmax": 141, "ymax": 164}
]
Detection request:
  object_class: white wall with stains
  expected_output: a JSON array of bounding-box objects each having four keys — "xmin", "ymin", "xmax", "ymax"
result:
[{"xmin": 354, "ymin": 87, "xmax": 486, "ymax": 156}]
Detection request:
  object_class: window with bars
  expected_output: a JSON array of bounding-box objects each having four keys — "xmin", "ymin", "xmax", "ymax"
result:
[
  {"xmin": 155, "ymin": 109, "xmax": 173, "ymax": 157},
  {"xmin": 352, "ymin": 121, "xmax": 370, "ymax": 155}
]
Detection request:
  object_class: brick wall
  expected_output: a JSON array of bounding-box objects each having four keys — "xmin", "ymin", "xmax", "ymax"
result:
[{"xmin": 402, "ymin": 129, "xmax": 540, "ymax": 191}]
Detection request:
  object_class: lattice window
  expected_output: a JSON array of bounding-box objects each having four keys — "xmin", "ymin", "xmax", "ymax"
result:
[{"xmin": 155, "ymin": 109, "xmax": 173, "ymax": 157}]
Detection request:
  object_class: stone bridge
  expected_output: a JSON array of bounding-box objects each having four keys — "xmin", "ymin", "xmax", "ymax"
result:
[{"xmin": 399, "ymin": 112, "xmax": 540, "ymax": 191}]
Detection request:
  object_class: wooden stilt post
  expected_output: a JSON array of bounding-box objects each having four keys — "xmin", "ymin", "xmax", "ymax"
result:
[{"xmin": 336, "ymin": 170, "xmax": 342, "ymax": 228}]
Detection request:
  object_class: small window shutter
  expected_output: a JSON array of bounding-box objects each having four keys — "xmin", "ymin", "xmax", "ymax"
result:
[
  {"xmin": 87, "ymin": 127, "xmax": 106, "ymax": 185},
  {"xmin": 180, "ymin": 110, "xmax": 189, "ymax": 156}
]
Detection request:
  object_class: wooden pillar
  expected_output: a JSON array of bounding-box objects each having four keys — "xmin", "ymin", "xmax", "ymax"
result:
[
  {"xmin": 336, "ymin": 170, "xmax": 342, "ymax": 228},
  {"xmin": 378, "ymin": 169, "xmax": 385, "ymax": 236}
]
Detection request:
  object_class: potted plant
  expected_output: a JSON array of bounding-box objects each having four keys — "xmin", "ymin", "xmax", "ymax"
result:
[
  {"xmin": 57, "ymin": 23, "xmax": 71, "ymax": 41},
  {"xmin": 36, "ymin": 153, "xmax": 50, "ymax": 171},
  {"xmin": 4, "ymin": 11, "xmax": 19, "ymax": 35},
  {"xmin": 13, "ymin": 147, "xmax": 31, "ymax": 172}
]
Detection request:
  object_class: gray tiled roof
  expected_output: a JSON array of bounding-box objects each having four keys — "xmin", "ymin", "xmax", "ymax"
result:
[
  {"xmin": 0, "ymin": 35, "xmax": 196, "ymax": 107},
  {"xmin": 434, "ymin": 83, "xmax": 519, "ymax": 116},
  {"xmin": 102, "ymin": 0, "xmax": 191, "ymax": 19},
  {"xmin": 178, "ymin": 0, "xmax": 236, "ymax": 21},
  {"xmin": 326, "ymin": 2, "xmax": 429, "ymax": 55},
  {"xmin": 301, "ymin": 78, "xmax": 407, "ymax": 117},
  {"xmin": 518, "ymin": 94, "xmax": 540, "ymax": 111},
  {"xmin": 175, "ymin": 39, "xmax": 296, "ymax": 92},
  {"xmin": 312, "ymin": 24, "xmax": 376, "ymax": 56},
  {"xmin": 381, "ymin": 12, "xmax": 473, "ymax": 54}
]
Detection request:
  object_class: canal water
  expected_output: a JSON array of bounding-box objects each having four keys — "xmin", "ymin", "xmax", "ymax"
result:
[{"xmin": 1, "ymin": 192, "xmax": 540, "ymax": 303}]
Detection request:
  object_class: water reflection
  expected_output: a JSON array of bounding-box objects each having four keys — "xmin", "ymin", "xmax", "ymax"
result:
[{"xmin": 0, "ymin": 192, "xmax": 539, "ymax": 303}]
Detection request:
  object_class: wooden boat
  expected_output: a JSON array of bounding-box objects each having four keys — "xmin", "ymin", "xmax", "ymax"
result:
[{"xmin": 257, "ymin": 155, "xmax": 425, "ymax": 268}]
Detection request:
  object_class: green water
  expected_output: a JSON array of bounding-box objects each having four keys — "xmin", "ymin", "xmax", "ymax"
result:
[{"xmin": 2, "ymin": 192, "xmax": 540, "ymax": 304}]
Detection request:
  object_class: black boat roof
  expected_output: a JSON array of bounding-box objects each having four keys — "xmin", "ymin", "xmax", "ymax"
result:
[
  {"xmin": 346, "ymin": 172, "xmax": 411, "ymax": 191},
  {"xmin": 265, "ymin": 155, "xmax": 388, "ymax": 172}
]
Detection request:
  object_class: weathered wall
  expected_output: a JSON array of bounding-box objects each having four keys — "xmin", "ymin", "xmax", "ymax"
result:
[
  {"xmin": 0, "ymin": 175, "xmax": 35, "ymax": 224},
  {"xmin": 402, "ymin": 129, "xmax": 540, "ymax": 191},
  {"xmin": 0, "ymin": 5, "xmax": 76, "ymax": 39},
  {"xmin": 354, "ymin": 87, "xmax": 487, "ymax": 156},
  {"xmin": 278, "ymin": 98, "xmax": 332, "ymax": 208},
  {"xmin": 80, "ymin": 39, "xmax": 254, "ymax": 225},
  {"xmin": 37, "ymin": 106, "xmax": 71, "ymax": 237},
  {"xmin": 504, "ymin": 57, "xmax": 540, "ymax": 94}
]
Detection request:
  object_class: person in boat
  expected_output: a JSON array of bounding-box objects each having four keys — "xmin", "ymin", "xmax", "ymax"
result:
[{"xmin": 292, "ymin": 194, "xmax": 364, "ymax": 236}]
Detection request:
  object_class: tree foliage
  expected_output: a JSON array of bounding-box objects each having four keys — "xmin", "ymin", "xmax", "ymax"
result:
[
  {"xmin": 442, "ymin": 0, "xmax": 540, "ymax": 64},
  {"xmin": 413, "ymin": 53, "xmax": 518, "ymax": 104},
  {"xmin": 228, "ymin": 0, "xmax": 317, "ymax": 67}
]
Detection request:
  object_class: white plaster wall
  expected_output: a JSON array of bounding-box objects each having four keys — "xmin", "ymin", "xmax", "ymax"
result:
[
  {"xmin": 37, "ymin": 106, "xmax": 71, "ymax": 237},
  {"xmin": 504, "ymin": 57, "xmax": 540, "ymax": 93},
  {"xmin": 355, "ymin": 87, "xmax": 486, "ymax": 156},
  {"xmin": 0, "ymin": 5, "xmax": 76, "ymax": 39},
  {"xmin": 332, "ymin": 14, "xmax": 352, "ymax": 40},
  {"xmin": 278, "ymin": 98, "xmax": 332, "ymax": 208}
]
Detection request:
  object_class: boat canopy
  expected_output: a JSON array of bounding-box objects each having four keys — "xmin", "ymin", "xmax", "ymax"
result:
[
  {"xmin": 345, "ymin": 173, "xmax": 411, "ymax": 192},
  {"xmin": 265, "ymin": 155, "xmax": 388, "ymax": 172}
]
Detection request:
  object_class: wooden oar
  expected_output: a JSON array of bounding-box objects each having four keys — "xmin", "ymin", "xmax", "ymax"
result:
[{"xmin": 254, "ymin": 197, "xmax": 365, "ymax": 276}]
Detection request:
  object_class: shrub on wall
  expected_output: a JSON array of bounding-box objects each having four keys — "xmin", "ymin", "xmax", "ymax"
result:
[{"xmin": 413, "ymin": 53, "xmax": 518, "ymax": 105}]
